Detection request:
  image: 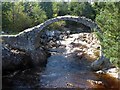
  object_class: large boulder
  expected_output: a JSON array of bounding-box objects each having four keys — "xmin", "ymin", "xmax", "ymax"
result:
[
  {"xmin": 29, "ymin": 47, "xmax": 50, "ymax": 67},
  {"xmin": 91, "ymin": 54, "xmax": 114, "ymax": 71},
  {"xmin": 2, "ymin": 43, "xmax": 49, "ymax": 74},
  {"xmin": 2, "ymin": 44, "xmax": 32, "ymax": 73}
]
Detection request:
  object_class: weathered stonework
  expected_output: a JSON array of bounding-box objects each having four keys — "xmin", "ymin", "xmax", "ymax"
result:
[
  {"xmin": 2, "ymin": 43, "xmax": 49, "ymax": 73},
  {"xmin": 2, "ymin": 15, "xmax": 110, "ymax": 71},
  {"xmin": 2, "ymin": 43, "xmax": 32, "ymax": 73},
  {"xmin": 1, "ymin": 16, "xmax": 101, "ymax": 52}
]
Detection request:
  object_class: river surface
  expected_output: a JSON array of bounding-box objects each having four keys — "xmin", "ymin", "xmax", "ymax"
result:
[{"xmin": 3, "ymin": 33, "xmax": 120, "ymax": 89}]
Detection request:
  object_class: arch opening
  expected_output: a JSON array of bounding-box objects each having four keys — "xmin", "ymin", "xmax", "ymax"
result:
[{"xmin": 34, "ymin": 16, "xmax": 101, "ymax": 49}]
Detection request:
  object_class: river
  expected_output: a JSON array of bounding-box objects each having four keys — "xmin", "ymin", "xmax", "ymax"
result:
[{"xmin": 2, "ymin": 33, "xmax": 120, "ymax": 89}]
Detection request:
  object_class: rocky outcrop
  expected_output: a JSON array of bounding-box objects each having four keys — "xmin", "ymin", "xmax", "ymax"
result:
[
  {"xmin": 29, "ymin": 47, "xmax": 50, "ymax": 66},
  {"xmin": 59, "ymin": 33, "xmax": 113, "ymax": 71},
  {"xmin": 2, "ymin": 44, "xmax": 32, "ymax": 73},
  {"xmin": 91, "ymin": 54, "xmax": 114, "ymax": 71},
  {"xmin": 2, "ymin": 42, "xmax": 49, "ymax": 74}
]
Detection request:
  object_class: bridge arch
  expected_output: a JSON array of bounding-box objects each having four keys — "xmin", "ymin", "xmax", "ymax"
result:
[
  {"xmin": 34, "ymin": 15, "xmax": 101, "ymax": 49},
  {"xmin": 2, "ymin": 15, "xmax": 102, "ymax": 52}
]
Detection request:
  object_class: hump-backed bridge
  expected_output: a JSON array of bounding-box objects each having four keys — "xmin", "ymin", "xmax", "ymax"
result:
[
  {"xmin": 2, "ymin": 15, "xmax": 112, "ymax": 71},
  {"xmin": 2, "ymin": 15, "xmax": 101, "ymax": 52}
]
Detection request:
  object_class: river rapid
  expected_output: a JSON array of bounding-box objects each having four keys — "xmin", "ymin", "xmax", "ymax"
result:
[{"xmin": 3, "ymin": 33, "xmax": 120, "ymax": 89}]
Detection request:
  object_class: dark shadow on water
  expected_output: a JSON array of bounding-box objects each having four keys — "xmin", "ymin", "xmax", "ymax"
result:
[{"xmin": 2, "ymin": 45, "xmax": 120, "ymax": 89}]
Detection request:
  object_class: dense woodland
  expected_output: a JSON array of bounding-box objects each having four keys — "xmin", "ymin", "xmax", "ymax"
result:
[{"xmin": 2, "ymin": 2, "xmax": 120, "ymax": 67}]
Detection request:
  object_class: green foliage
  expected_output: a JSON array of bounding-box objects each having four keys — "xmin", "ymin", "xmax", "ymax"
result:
[
  {"xmin": 52, "ymin": 2, "xmax": 59, "ymax": 17},
  {"xmin": 57, "ymin": 2, "xmax": 69, "ymax": 16},
  {"xmin": 96, "ymin": 2, "xmax": 120, "ymax": 67},
  {"xmin": 52, "ymin": 2, "xmax": 69, "ymax": 17},
  {"xmin": 93, "ymin": 2, "xmax": 106, "ymax": 15},
  {"xmin": 2, "ymin": 2, "xmax": 47, "ymax": 33},
  {"xmin": 2, "ymin": 2, "xmax": 96, "ymax": 33},
  {"xmin": 39, "ymin": 1, "xmax": 53, "ymax": 19},
  {"xmin": 24, "ymin": 2, "xmax": 47, "ymax": 25},
  {"xmin": 47, "ymin": 21, "xmax": 66, "ymax": 30},
  {"xmin": 69, "ymin": 2, "xmax": 96, "ymax": 20},
  {"xmin": 2, "ymin": 2, "xmax": 13, "ymax": 31},
  {"xmin": 66, "ymin": 2, "xmax": 95, "ymax": 26},
  {"xmin": 2, "ymin": 2, "xmax": 33, "ymax": 32}
]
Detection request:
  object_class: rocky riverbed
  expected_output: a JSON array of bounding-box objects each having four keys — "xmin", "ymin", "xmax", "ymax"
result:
[
  {"xmin": 2, "ymin": 41, "xmax": 49, "ymax": 74},
  {"xmin": 2, "ymin": 32, "xmax": 120, "ymax": 89}
]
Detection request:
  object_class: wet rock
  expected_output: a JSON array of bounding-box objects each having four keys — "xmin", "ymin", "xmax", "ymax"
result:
[
  {"xmin": 2, "ymin": 42, "xmax": 49, "ymax": 74},
  {"xmin": 95, "ymin": 67, "xmax": 120, "ymax": 80},
  {"xmin": 29, "ymin": 48, "xmax": 49, "ymax": 67},
  {"xmin": 2, "ymin": 44, "xmax": 32, "ymax": 73},
  {"xmin": 96, "ymin": 70, "xmax": 105, "ymax": 74},
  {"xmin": 91, "ymin": 54, "xmax": 114, "ymax": 71},
  {"xmin": 87, "ymin": 80, "xmax": 104, "ymax": 85},
  {"xmin": 66, "ymin": 82, "xmax": 74, "ymax": 87},
  {"xmin": 105, "ymin": 68, "xmax": 120, "ymax": 80}
]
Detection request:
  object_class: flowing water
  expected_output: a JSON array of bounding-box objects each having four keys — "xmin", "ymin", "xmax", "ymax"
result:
[{"xmin": 2, "ymin": 33, "xmax": 120, "ymax": 89}]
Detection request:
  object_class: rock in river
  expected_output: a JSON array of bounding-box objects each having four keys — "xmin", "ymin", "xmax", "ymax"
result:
[
  {"xmin": 2, "ymin": 43, "xmax": 49, "ymax": 74},
  {"xmin": 2, "ymin": 44, "xmax": 32, "ymax": 73}
]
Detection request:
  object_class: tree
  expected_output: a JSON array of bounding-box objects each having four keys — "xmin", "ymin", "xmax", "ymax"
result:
[
  {"xmin": 2, "ymin": 2, "xmax": 13, "ymax": 32},
  {"xmin": 2, "ymin": 2, "xmax": 33, "ymax": 33},
  {"xmin": 82, "ymin": 2, "xmax": 96, "ymax": 20},
  {"xmin": 39, "ymin": 1, "xmax": 53, "ymax": 19},
  {"xmin": 93, "ymin": 2, "xmax": 106, "ymax": 16},
  {"xmin": 69, "ymin": 2, "xmax": 95, "ymax": 20},
  {"xmin": 52, "ymin": 2, "xmax": 60, "ymax": 17},
  {"xmin": 96, "ymin": 2, "xmax": 120, "ymax": 67},
  {"xmin": 2, "ymin": 2, "xmax": 47, "ymax": 33},
  {"xmin": 23, "ymin": 2, "xmax": 47, "ymax": 25},
  {"xmin": 57, "ymin": 2, "xmax": 69, "ymax": 16},
  {"xmin": 52, "ymin": 2, "xmax": 70, "ymax": 16}
]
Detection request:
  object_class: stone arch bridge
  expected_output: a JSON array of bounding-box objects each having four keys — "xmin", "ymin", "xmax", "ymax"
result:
[
  {"xmin": 2, "ymin": 15, "xmax": 113, "ymax": 71},
  {"xmin": 2, "ymin": 15, "xmax": 101, "ymax": 52}
]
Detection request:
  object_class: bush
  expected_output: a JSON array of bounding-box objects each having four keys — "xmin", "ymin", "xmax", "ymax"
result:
[
  {"xmin": 96, "ymin": 2, "xmax": 120, "ymax": 67},
  {"xmin": 46, "ymin": 21, "xmax": 66, "ymax": 30}
]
